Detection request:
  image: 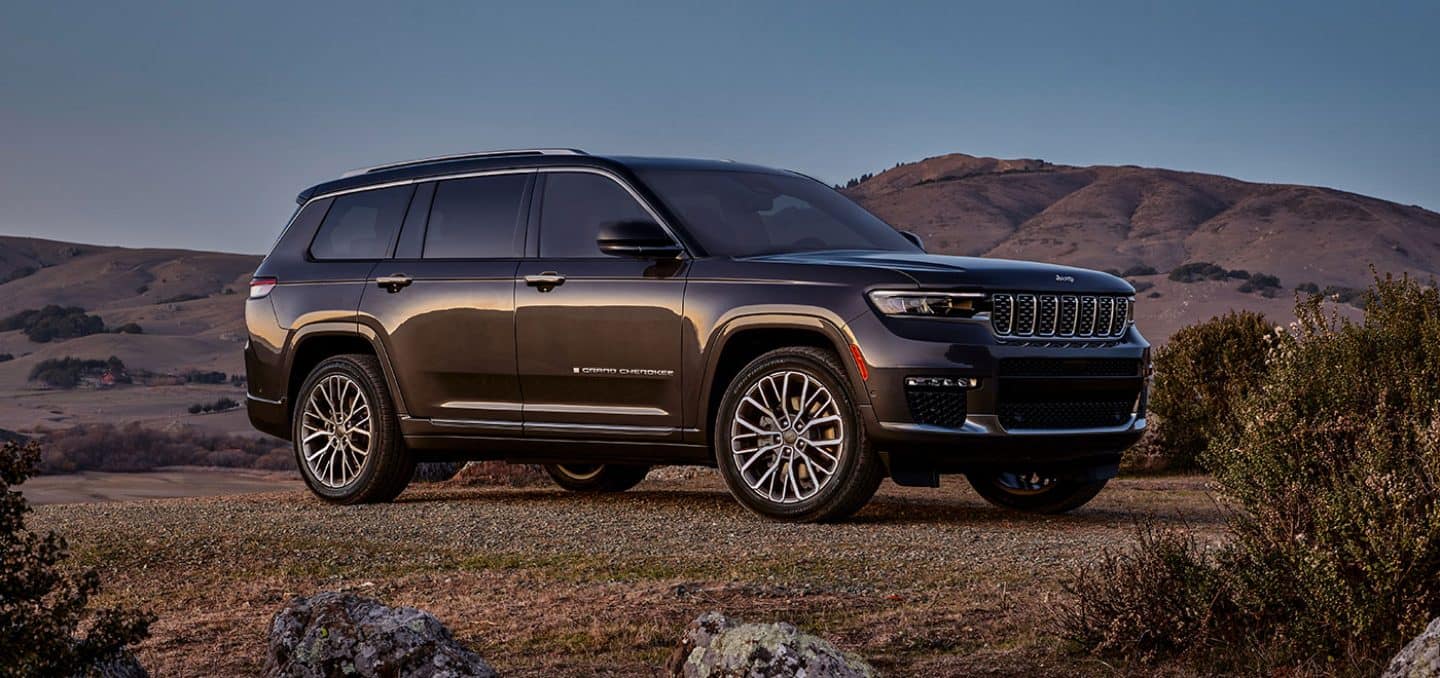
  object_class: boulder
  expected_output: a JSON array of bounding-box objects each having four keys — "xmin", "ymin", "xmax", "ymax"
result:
[
  {"xmin": 667, "ymin": 611, "xmax": 875, "ymax": 678},
  {"xmin": 1384, "ymin": 616, "xmax": 1440, "ymax": 678},
  {"xmin": 264, "ymin": 592, "xmax": 496, "ymax": 678}
]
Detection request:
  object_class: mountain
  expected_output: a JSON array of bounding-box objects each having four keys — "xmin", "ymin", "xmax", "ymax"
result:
[
  {"xmin": 843, "ymin": 154, "xmax": 1440, "ymax": 340},
  {"xmin": 0, "ymin": 236, "xmax": 260, "ymax": 436}
]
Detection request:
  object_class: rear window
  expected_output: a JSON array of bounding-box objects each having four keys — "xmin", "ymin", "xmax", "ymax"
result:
[
  {"xmin": 422, "ymin": 174, "xmax": 529, "ymax": 259},
  {"xmin": 309, "ymin": 185, "xmax": 414, "ymax": 260}
]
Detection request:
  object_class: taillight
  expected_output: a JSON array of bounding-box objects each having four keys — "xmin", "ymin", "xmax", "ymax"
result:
[{"xmin": 249, "ymin": 276, "xmax": 277, "ymax": 299}]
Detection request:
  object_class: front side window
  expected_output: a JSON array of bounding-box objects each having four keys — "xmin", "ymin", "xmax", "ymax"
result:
[
  {"xmin": 422, "ymin": 174, "xmax": 529, "ymax": 259},
  {"xmin": 309, "ymin": 185, "xmax": 414, "ymax": 260},
  {"xmin": 539, "ymin": 172, "xmax": 653, "ymax": 258},
  {"xmin": 639, "ymin": 170, "xmax": 919, "ymax": 257}
]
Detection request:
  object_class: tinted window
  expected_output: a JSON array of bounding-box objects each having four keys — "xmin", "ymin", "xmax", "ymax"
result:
[
  {"xmin": 423, "ymin": 174, "xmax": 529, "ymax": 259},
  {"xmin": 309, "ymin": 185, "xmax": 413, "ymax": 260},
  {"xmin": 540, "ymin": 173, "xmax": 653, "ymax": 258},
  {"xmin": 639, "ymin": 170, "xmax": 919, "ymax": 257}
]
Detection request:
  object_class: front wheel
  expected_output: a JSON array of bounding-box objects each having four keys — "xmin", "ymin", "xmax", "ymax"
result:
[
  {"xmin": 714, "ymin": 347, "xmax": 883, "ymax": 523},
  {"xmin": 543, "ymin": 463, "xmax": 650, "ymax": 492},
  {"xmin": 966, "ymin": 471, "xmax": 1108, "ymax": 514}
]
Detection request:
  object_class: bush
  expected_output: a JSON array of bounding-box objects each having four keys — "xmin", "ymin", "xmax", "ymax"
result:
[
  {"xmin": 0, "ymin": 265, "xmax": 37, "ymax": 284},
  {"xmin": 28, "ymin": 356, "xmax": 127, "ymax": 389},
  {"xmin": 182, "ymin": 369, "xmax": 227, "ymax": 384},
  {"xmin": 111, "ymin": 322, "xmax": 144, "ymax": 334},
  {"xmin": 35, "ymin": 422, "xmax": 292, "ymax": 473},
  {"xmin": 1122, "ymin": 264, "xmax": 1158, "ymax": 277},
  {"xmin": 1297, "ymin": 281, "xmax": 1321, "ymax": 294},
  {"xmin": 1068, "ymin": 275, "xmax": 1440, "ymax": 673},
  {"xmin": 0, "ymin": 353, "xmax": 12, "ymax": 363},
  {"xmin": 1226, "ymin": 269, "xmax": 1251, "ymax": 280},
  {"xmin": 186, "ymin": 396, "xmax": 240, "ymax": 414},
  {"xmin": 1168, "ymin": 262, "xmax": 1230, "ymax": 283},
  {"xmin": 0, "ymin": 441, "xmax": 153, "ymax": 673},
  {"xmin": 1238, "ymin": 273, "xmax": 1282, "ymax": 297},
  {"xmin": 0, "ymin": 305, "xmax": 107, "ymax": 342},
  {"xmin": 1145, "ymin": 310, "xmax": 1273, "ymax": 469}
]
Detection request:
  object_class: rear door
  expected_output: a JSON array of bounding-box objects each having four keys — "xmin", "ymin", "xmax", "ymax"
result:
[
  {"xmin": 514, "ymin": 169, "xmax": 689, "ymax": 441},
  {"xmin": 358, "ymin": 171, "xmax": 534, "ymax": 430}
]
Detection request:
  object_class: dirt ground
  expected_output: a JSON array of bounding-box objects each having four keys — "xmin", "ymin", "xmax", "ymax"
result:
[
  {"xmin": 20, "ymin": 467, "xmax": 300, "ymax": 505},
  {"xmin": 30, "ymin": 472, "xmax": 1225, "ymax": 677}
]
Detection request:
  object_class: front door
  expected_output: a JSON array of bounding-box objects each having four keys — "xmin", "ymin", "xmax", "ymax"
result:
[
  {"xmin": 358, "ymin": 172, "xmax": 533, "ymax": 430},
  {"xmin": 515, "ymin": 170, "xmax": 688, "ymax": 440}
]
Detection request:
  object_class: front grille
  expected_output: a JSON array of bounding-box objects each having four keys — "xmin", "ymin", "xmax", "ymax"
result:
[
  {"xmin": 990, "ymin": 293, "xmax": 1132, "ymax": 338},
  {"xmin": 905, "ymin": 387, "xmax": 967, "ymax": 428},
  {"xmin": 999, "ymin": 358, "xmax": 1142, "ymax": 378},
  {"xmin": 998, "ymin": 400, "xmax": 1134, "ymax": 430}
]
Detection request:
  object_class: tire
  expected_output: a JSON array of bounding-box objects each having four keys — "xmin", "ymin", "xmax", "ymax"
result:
[
  {"xmin": 713, "ymin": 346, "xmax": 883, "ymax": 522},
  {"xmin": 291, "ymin": 354, "xmax": 414, "ymax": 504},
  {"xmin": 966, "ymin": 471, "xmax": 1108, "ymax": 514},
  {"xmin": 543, "ymin": 463, "xmax": 650, "ymax": 492}
]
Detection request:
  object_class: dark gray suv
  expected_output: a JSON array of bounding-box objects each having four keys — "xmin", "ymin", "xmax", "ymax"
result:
[{"xmin": 245, "ymin": 149, "xmax": 1149, "ymax": 522}]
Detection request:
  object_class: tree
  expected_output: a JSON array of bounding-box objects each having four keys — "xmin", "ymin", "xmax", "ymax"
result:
[{"xmin": 0, "ymin": 441, "xmax": 153, "ymax": 676}]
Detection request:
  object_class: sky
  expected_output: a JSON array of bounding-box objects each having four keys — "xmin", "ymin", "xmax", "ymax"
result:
[{"xmin": 1, "ymin": 1, "xmax": 1436, "ymax": 255}]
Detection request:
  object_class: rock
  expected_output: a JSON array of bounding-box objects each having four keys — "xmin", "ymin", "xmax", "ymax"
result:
[
  {"xmin": 1384, "ymin": 617, "xmax": 1440, "ymax": 678},
  {"xmin": 264, "ymin": 592, "xmax": 496, "ymax": 678},
  {"xmin": 666, "ymin": 611, "xmax": 875, "ymax": 678},
  {"xmin": 88, "ymin": 651, "xmax": 147, "ymax": 678}
]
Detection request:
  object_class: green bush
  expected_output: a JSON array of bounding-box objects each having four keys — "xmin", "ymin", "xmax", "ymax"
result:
[
  {"xmin": 1145, "ymin": 310, "xmax": 1273, "ymax": 469},
  {"xmin": 0, "ymin": 441, "xmax": 153, "ymax": 674},
  {"xmin": 28, "ymin": 356, "xmax": 128, "ymax": 389},
  {"xmin": 111, "ymin": 322, "xmax": 144, "ymax": 334},
  {"xmin": 0, "ymin": 305, "xmax": 106, "ymax": 342},
  {"xmin": 1067, "ymin": 276, "xmax": 1440, "ymax": 673},
  {"xmin": 1168, "ymin": 262, "xmax": 1229, "ymax": 283}
]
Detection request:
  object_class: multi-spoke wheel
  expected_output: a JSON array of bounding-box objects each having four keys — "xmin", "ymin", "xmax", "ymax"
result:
[
  {"xmin": 291, "ymin": 354, "xmax": 413, "ymax": 504},
  {"xmin": 543, "ymin": 463, "xmax": 650, "ymax": 492},
  {"xmin": 715, "ymin": 347, "xmax": 882, "ymax": 522},
  {"xmin": 967, "ymin": 470, "xmax": 1109, "ymax": 514}
]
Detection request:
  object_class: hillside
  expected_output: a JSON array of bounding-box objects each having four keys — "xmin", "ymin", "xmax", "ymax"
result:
[
  {"xmin": 844, "ymin": 154, "xmax": 1440, "ymax": 339},
  {"xmin": 0, "ymin": 236, "xmax": 259, "ymax": 436}
]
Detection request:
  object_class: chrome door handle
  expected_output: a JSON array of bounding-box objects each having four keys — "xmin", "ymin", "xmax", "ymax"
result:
[
  {"xmin": 524, "ymin": 272, "xmax": 566, "ymax": 291},
  {"xmin": 376, "ymin": 274, "xmax": 413, "ymax": 292}
]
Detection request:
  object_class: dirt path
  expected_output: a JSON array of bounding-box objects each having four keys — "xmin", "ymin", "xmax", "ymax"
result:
[{"xmin": 31, "ymin": 473, "xmax": 1224, "ymax": 676}]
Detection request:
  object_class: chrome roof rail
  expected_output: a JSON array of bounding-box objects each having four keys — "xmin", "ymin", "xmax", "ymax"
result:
[{"xmin": 341, "ymin": 148, "xmax": 588, "ymax": 178}]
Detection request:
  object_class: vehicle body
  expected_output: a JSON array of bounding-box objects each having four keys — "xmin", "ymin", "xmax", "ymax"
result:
[{"xmin": 245, "ymin": 149, "xmax": 1150, "ymax": 521}]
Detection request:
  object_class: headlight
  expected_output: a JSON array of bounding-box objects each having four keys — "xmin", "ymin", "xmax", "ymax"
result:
[{"xmin": 868, "ymin": 291, "xmax": 985, "ymax": 318}]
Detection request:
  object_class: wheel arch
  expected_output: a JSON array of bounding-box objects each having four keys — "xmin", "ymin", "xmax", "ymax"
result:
[
  {"xmin": 698, "ymin": 314, "xmax": 868, "ymax": 442},
  {"xmin": 285, "ymin": 323, "xmax": 407, "ymax": 419}
]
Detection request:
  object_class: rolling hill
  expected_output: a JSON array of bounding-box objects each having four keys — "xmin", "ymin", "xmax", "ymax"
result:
[{"xmin": 843, "ymin": 153, "xmax": 1440, "ymax": 339}]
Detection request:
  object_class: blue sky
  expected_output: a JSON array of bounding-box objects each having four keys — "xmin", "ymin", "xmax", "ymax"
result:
[{"xmin": 2, "ymin": 1, "xmax": 1436, "ymax": 254}]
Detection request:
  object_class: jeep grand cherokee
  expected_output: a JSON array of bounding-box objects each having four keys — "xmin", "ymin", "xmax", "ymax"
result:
[{"xmin": 245, "ymin": 149, "xmax": 1149, "ymax": 522}]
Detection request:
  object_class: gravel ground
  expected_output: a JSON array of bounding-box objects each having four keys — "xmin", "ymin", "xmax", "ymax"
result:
[{"xmin": 31, "ymin": 471, "xmax": 1225, "ymax": 676}]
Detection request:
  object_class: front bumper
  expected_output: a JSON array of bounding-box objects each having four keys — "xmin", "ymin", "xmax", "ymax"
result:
[{"xmin": 847, "ymin": 309, "xmax": 1149, "ymax": 472}]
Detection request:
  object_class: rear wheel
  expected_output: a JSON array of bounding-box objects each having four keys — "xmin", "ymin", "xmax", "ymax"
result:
[
  {"xmin": 714, "ymin": 346, "xmax": 883, "ymax": 522},
  {"xmin": 543, "ymin": 463, "xmax": 650, "ymax": 492},
  {"xmin": 292, "ymin": 354, "xmax": 414, "ymax": 504},
  {"xmin": 966, "ymin": 471, "xmax": 1107, "ymax": 514}
]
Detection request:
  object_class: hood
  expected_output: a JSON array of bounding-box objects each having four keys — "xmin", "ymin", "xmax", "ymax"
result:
[{"xmin": 742, "ymin": 250, "xmax": 1135, "ymax": 294}]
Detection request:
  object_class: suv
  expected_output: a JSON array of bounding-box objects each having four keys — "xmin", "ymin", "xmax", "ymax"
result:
[{"xmin": 246, "ymin": 149, "xmax": 1149, "ymax": 522}]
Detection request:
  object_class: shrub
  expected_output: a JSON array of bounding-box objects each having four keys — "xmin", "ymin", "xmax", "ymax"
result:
[
  {"xmin": 1069, "ymin": 275, "xmax": 1440, "ymax": 673},
  {"xmin": 1297, "ymin": 281, "xmax": 1321, "ymax": 294},
  {"xmin": 111, "ymin": 322, "xmax": 144, "ymax": 334},
  {"xmin": 36, "ymin": 422, "xmax": 292, "ymax": 473},
  {"xmin": 0, "ymin": 353, "xmax": 12, "ymax": 363},
  {"xmin": 1238, "ymin": 273, "xmax": 1282, "ymax": 297},
  {"xmin": 28, "ymin": 356, "xmax": 127, "ymax": 389},
  {"xmin": 1168, "ymin": 262, "xmax": 1229, "ymax": 283},
  {"xmin": 186, "ymin": 396, "xmax": 240, "ymax": 414},
  {"xmin": 0, "ymin": 305, "xmax": 106, "ymax": 342},
  {"xmin": 0, "ymin": 441, "xmax": 153, "ymax": 673},
  {"xmin": 0, "ymin": 265, "xmax": 37, "ymax": 284},
  {"xmin": 182, "ymin": 369, "xmax": 227, "ymax": 384},
  {"xmin": 1122, "ymin": 264, "xmax": 1158, "ymax": 277},
  {"xmin": 1226, "ymin": 269, "xmax": 1251, "ymax": 280},
  {"xmin": 1145, "ymin": 310, "xmax": 1273, "ymax": 469}
]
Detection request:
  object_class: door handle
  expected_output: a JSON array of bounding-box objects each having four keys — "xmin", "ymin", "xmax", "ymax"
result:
[
  {"xmin": 376, "ymin": 274, "xmax": 413, "ymax": 292},
  {"xmin": 524, "ymin": 272, "xmax": 566, "ymax": 291}
]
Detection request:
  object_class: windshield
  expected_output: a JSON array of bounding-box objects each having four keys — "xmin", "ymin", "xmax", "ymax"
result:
[{"xmin": 639, "ymin": 170, "xmax": 921, "ymax": 257}]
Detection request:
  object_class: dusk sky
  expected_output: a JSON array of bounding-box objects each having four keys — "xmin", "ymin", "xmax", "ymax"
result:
[{"xmin": 2, "ymin": 1, "xmax": 1436, "ymax": 254}]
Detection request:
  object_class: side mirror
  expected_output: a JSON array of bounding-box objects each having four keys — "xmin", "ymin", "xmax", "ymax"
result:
[
  {"xmin": 597, "ymin": 220, "xmax": 683, "ymax": 258},
  {"xmin": 900, "ymin": 231, "xmax": 926, "ymax": 251}
]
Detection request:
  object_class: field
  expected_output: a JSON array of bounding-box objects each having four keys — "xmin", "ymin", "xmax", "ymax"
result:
[{"xmin": 31, "ymin": 471, "xmax": 1222, "ymax": 676}]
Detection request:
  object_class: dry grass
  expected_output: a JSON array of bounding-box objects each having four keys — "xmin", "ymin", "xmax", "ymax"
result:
[{"xmin": 30, "ymin": 472, "xmax": 1224, "ymax": 676}]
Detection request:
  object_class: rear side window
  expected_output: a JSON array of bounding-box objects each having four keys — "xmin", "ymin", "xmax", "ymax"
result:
[
  {"xmin": 423, "ymin": 174, "xmax": 529, "ymax": 259},
  {"xmin": 309, "ymin": 185, "xmax": 413, "ymax": 260},
  {"xmin": 539, "ymin": 172, "xmax": 652, "ymax": 258}
]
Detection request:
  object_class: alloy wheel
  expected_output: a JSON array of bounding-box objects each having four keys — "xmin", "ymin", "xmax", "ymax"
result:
[
  {"xmin": 729, "ymin": 369, "xmax": 845, "ymax": 504},
  {"xmin": 299, "ymin": 374, "xmax": 373, "ymax": 488}
]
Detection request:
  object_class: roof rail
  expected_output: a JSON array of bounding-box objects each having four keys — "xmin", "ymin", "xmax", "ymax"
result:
[{"xmin": 340, "ymin": 148, "xmax": 588, "ymax": 178}]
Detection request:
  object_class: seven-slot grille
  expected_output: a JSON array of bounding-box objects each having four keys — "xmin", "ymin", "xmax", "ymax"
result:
[{"xmin": 990, "ymin": 293, "xmax": 1132, "ymax": 338}]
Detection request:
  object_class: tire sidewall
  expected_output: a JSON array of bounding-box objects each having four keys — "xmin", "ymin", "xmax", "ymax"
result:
[
  {"xmin": 292, "ymin": 356, "xmax": 395, "ymax": 502},
  {"xmin": 714, "ymin": 349, "xmax": 864, "ymax": 521}
]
